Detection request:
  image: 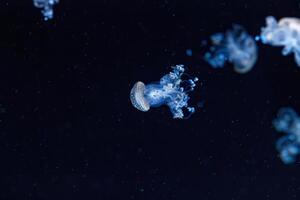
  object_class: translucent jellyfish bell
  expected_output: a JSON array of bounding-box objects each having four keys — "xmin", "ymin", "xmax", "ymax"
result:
[
  {"xmin": 260, "ymin": 16, "xmax": 300, "ymax": 66},
  {"xmin": 130, "ymin": 81, "xmax": 150, "ymax": 112},
  {"xmin": 130, "ymin": 65, "xmax": 198, "ymax": 119},
  {"xmin": 204, "ymin": 25, "xmax": 258, "ymax": 74}
]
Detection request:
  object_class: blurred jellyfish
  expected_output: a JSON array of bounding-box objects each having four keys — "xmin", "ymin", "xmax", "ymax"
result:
[
  {"xmin": 273, "ymin": 107, "xmax": 300, "ymax": 164},
  {"xmin": 33, "ymin": 0, "xmax": 59, "ymax": 20},
  {"xmin": 260, "ymin": 16, "xmax": 300, "ymax": 66},
  {"xmin": 204, "ymin": 25, "xmax": 258, "ymax": 74},
  {"xmin": 186, "ymin": 49, "xmax": 193, "ymax": 57},
  {"xmin": 130, "ymin": 65, "xmax": 198, "ymax": 119}
]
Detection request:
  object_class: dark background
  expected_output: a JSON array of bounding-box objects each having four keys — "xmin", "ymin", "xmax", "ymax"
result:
[{"xmin": 1, "ymin": 0, "xmax": 300, "ymax": 199}]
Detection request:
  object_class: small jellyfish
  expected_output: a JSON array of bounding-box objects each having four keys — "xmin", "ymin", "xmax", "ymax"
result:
[
  {"xmin": 273, "ymin": 107, "xmax": 300, "ymax": 164},
  {"xmin": 186, "ymin": 49, "xmax": 193, "ymax": 57},
  {"xmin": 130, "ymin": 65, "xmax": 198, "ymax": 119},
  {"xmin": 260, "ymin": 16, "xmax": 300, "ymax": 66},
  {"xmin": 33, "ymin": 0, "xmax": 59, "ymax": 20},
  {"xmin": 204, "ymin": 25, "xmax": 258, "ymax": 74}
]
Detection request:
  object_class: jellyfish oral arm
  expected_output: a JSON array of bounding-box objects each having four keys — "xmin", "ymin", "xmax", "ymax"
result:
[{"xmin": 144, "ymin": 84, "xmax": 170, "ymax": 107}]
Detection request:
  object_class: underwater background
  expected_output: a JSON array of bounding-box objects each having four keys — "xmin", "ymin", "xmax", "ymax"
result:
[{"xmin": 1, "ymin": 0, "xmax": 300, "ymax": 199}]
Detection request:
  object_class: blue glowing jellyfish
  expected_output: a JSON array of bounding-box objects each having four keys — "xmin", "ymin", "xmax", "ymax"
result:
[
  {"xmin": 260, "ymin": 16, "xmax": 300, "ymax": 66},
  {"xmin": 273, "ymin": 107, "xmax": 300, "ymax": 164},
  {"xmin": 130, "ymin": 65, "xmax": 198, "ymax": 119},
  {"xmin": 186, "ymin": 49, "xmax": 193, "ymax": 57},
  {"xmin": 33, "ymin": 0, "xmax": 59, "ymax": 20},
  {"xmin": 204, "ymin": 25, "xmax": 258, "ymax": 74}
]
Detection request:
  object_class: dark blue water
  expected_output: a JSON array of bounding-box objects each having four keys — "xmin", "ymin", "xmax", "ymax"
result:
[{"xmin": 1, "ymin": 0, "xmax": 300, "ymax": 199}]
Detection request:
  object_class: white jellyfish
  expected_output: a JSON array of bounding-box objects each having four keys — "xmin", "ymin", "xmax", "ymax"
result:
[
  {"xmin": 260, "ymin": 16, "xmax": 300, "ymax": 66},
  {"xmin": 130, "ymin": 65, "xmax": 198, "ymax": 119}
]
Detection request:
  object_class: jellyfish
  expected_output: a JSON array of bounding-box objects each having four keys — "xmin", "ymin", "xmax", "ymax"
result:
[
  {"xmin": 259, "ymin": 16, "xmax": 300, "ymax": 66},
  {"xmin": 204, "ymin": 25, "xmax": 258, "ymax": 74},
  {"xmin": 273, "ymin": 107, "xmax": 300, "ymax": 164},
  {"xmin": 186, "ymin": 49, "xmax": 193, "ymax": 57},
  {"xmin": 130, "ymin": 65, "xmax": 198, "ymax": 119},
  {"xmin": 33, "ymin": 0, "xmax": 59, "ymax": 20}
]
